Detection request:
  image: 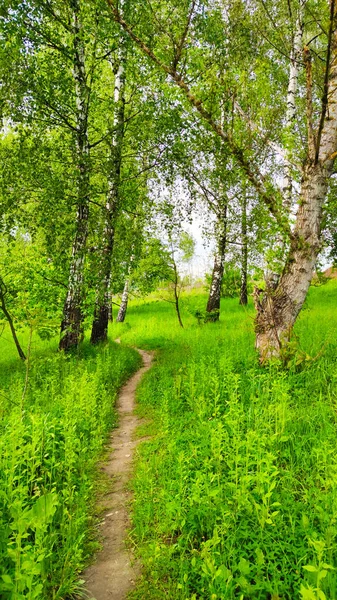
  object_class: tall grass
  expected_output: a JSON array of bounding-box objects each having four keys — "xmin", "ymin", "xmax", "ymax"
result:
[
  {"xmin": 114, "ymin": 283, "xmax": 337, "ymax": 599},
  {"xmin": 0, "ymin": 330, "xmax": 140, "ymax": 599}
]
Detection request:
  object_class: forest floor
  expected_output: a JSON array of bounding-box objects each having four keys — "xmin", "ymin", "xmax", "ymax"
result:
[{"xmin": 83, "ymin": 348, "xmax": 153, "ymax": 600}]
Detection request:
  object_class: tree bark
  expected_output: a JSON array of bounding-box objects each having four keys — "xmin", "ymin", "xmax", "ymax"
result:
[
  {"xmin": 90, "ymin": 41, "xmax": 126, "ymax": 344},
  {"xmin": 205, "ymin": 204, "xmax": 227, "ymax": 321},
  {"xmin": 239, "ymin": 192, "xmax": 248, "ymax": 306},
  {"xmin": 107, "ymin": 276, "xmax": 113, "ymax": 322},
  {"xmin": 116, "ymin": 279, "xmax": 129, "ymax": 323},
  {"xmin": 60, "ymin": 0, "xmax": 90, "ymax": 351},
  {"xmin": 116, "ymin": 253, "xmax": 134, "ymax": 323},
  {"xmin": 0, "ymin": 277, "xmax": 26, "ymax": 361}
]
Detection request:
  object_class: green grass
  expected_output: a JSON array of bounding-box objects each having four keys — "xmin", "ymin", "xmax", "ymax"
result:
[
  {"xmin": 0, "ymin": 329, "xmax": 141, "ymax": 599},
  {"xmin": 1, "ymin": 282, "xmax": 337, "ymax": 599},
  {"xmin": 112, "ymin": 283, "xmax": 337, "ymax": 600}
]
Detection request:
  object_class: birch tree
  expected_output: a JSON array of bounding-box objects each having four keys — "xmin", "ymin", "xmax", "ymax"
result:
[
  {"xmin": 90, "ymin": 35, "xmax": 127, "ymax": 343},
  {"xmin": 58, "ymin": 0, "xmax": 91, "ymax": 350},
  {"xmin": 108, "ymin": 0, "xmax": 337, "ymax": 360},
  {"xmin": 116, "ymin": 252, "xmax": 134, "ymax": 322}
]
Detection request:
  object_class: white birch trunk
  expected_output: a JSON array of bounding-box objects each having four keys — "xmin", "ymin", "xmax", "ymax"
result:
[
  {"xmin": 60, "ymin": 0, "xmax": 90, "ymax": 351},
  {"xmin": 116, "ymin": 279, "xmax": 129, "ymax": 323},
  {"xmin": 265, "ymin": 1, "xmax": 306, "ymax": 283},
  {"xmin": 282, "ymin": 0, "xmax": 306, "ymax": 211},
  {"xmin": 116, "ymin": 254, "xmax": 134, "ymax": 323},
  {"xmin": 90, "ymin": 35, "xmax": 127, "ymax": 343},
  {"xmin": 205, "ymin": 203, "xmax": 227, "ymax": 321}
]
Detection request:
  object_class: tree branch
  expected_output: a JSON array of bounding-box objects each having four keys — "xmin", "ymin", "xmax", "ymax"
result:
[
  {"xmin": 234, "ymin": 101, "xmax": 301, "ymax": 169},
  {"xmin": 315, "ymin": 0, "xmax": 336, "ymax": 163},
  {"xmin": 107, "ymin": 0, "xmax": 290, "ymax": 236},
  {"xmin": 172, "ymin": 0, "xmax": 196, "ymax": 70},
  {"xmin": 304, "ymin": 46, "xmax": 316, "ymax": 159}
]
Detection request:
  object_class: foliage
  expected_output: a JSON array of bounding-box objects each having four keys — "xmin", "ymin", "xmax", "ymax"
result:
[
  {"xmin": 221, "ymin": 266, "xmax": 241, "ymax": 298},
  {"xmin": 205, "ymin": 265, "xmax": 249, "ymax": 299},
  {"xmin": 131, "ymin": 238, "xmax": 174, "ymax": 296}
]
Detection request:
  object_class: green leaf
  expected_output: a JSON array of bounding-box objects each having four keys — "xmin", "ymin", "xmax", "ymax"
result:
[
  {"xmin": 303, "ymin": 565, "xmax": 318, "ymax": 573},
  {"xmin": 238, "ymin": 557, "xmax": 250, "ymax": 575},
  {"xmin": 30, "ymin": 492, "xmax": 58, "ymax": 528},
  {"xmin": 299, "ymin": 584, "xmax": 318, "ymax": 600}
]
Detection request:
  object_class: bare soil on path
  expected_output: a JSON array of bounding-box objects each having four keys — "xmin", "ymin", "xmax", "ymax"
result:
[{"xmin": 83, "ymin": 349, "xmax": 154, "ymax": 600}]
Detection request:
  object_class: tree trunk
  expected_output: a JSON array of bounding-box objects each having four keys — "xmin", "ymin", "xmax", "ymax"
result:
[
  {"xmin": 266, "ymin": 1, "xmax": 305, "ymax": 282},
  {"xmin": 116, "ymin": 278, "xmax": 129, "ymax": 323},
  {"xmin": 174, "ymin": 293, "xmax": 184, "ymax": 328},
  {"xmin": 107, "ymin": 278, "xmax": 113, "ymax": 322},
  {"xmin": 255, "ymin": 163, "xmax": 330, "ymax": 360},
  {"xmin": 116, "ymin": 252, "xmax": 134, "ymax": 323},
  {"xmin": 239, "ymin": 192, "xmax": 248, "ymax": 306},
  {"xmin": 205, "ymin": 204, "xmax": 227, "ymax": 321},
  {"xmin": 255, "ymin": 0, "xmax": 337, "ymax": 361},
  {"xmin": 0, "ymin": 277, "xmax": 26, "ymax": 361},
  {"xmin": 282, "ymin": 1, "xmax": 306, "ymax": 211},
  {"xmin": 173, "ymin": 261, "xmax": 184, "ymax": 328},
  {"xmin": 90, "ymin": 41, "xmax": 126, "ymax": 344},
  {"xmin": 60, "ymin": 0, "xmax": 90, "ymax": 351}
]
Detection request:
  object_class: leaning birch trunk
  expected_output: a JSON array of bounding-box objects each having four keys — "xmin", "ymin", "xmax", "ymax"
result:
[
  {"xmin": 205, "ymin": 204, "xmax": 227, "ymax": 321},
  {"xmin": 116, "ymin": 254, "xmax": 134, "ymax": 323},
  {"xmin": 90, "ymin": 41, "xmax": 126, "ymax": 344},
  {"xmin": 116, "ymin": 279, "xmax": 129, "ymax": 323},
  {"xmin": 60, "ymin": 0, "xmax": 90, "ymax": 351},
  {"xmin": 255, "ymin": 5, "xmax": 337, "ymax": 360},
  {"xmin": 239, "ymin": 191, "xmax": 248, "ymax": 306}
]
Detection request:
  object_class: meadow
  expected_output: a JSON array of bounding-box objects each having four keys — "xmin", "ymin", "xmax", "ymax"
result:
[
  {"xmin": 114, "ymin": 282, "xmax": 337, "ymax": 600},
  {"xmin": 1, "ymin": 281, "xmax": 337, "ymax": 599}
]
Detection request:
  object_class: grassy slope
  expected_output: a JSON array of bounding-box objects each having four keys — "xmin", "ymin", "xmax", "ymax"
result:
[
  {"xmin": 113, "ymin": 283, "xmax": 337, "ymax": 600},
  {"xmin": 0, "ymin": 330, "xmax": 141, "ymax": 599}
]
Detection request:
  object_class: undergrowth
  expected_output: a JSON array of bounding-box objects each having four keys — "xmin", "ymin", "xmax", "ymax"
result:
[
  {"xmin": 0, "ymin": 333, "xmax": 140, "ymax": 599},
  {"xmin": 114, "ymin": 283, "xmax": 337, "ymax": 600}
]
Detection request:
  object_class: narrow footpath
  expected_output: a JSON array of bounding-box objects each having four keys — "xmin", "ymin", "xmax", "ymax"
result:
[{"xmin": 84, "ymin": 349, "xmax": 154, "ymax": 600}]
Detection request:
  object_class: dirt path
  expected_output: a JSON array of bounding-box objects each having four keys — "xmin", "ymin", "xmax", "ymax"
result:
[{"xmin": 83, "ymin": 349, "xmax": 153, "ymax": 600}]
